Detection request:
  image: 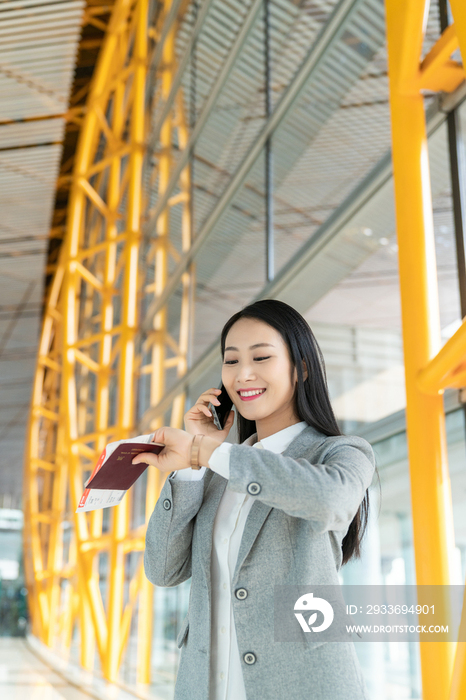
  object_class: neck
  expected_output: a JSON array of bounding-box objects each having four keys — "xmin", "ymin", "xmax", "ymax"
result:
[{"xmin": 255, "ymin": 414, "xmax": 302, "ymax": 441}]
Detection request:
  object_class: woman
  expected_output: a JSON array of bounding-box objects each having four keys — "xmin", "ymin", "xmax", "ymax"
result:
[{"xmin": 136, "ymin": 299, "xmax": 377, "ymax": 700}]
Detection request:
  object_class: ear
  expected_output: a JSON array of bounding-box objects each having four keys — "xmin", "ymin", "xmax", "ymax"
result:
[
  {"xmin": 303, "ymin": 360, "xmax": 307, "ymax": 381},
  {"xmin": 294, "ymin": 359, "xmax": 308, "ymax": 382},
  {"xmin": 302, "ymin": 359, "xmax": 308, "ymax": 381}
]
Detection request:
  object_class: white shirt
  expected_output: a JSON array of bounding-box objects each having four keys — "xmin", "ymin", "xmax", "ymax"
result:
[{"xmin": 171, "ymin": 421, "xmax": 308, "ymax": 700}]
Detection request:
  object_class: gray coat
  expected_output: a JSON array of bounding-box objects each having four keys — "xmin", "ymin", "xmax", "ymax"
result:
[{"xmin": 144, "ymin": 423, "xmax": 376, "ymax": 700}]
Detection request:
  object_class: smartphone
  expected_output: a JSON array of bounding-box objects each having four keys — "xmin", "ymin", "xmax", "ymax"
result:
[{"xmin": 208, "ymin": 382, "xmax": 233, "ymax": 431}]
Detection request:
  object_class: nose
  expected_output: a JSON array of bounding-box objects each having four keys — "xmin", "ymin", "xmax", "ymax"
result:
[{"xmin": 235, "ymin": 360, "xmax": 257, "ymax": 384}]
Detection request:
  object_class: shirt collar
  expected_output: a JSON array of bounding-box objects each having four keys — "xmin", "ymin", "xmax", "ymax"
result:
[{"xmin": 243, "ymin": 421, "xmax": 308, "ymax": 454}]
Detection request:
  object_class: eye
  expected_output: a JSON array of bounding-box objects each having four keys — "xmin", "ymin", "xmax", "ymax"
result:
[{"xmin": 223, "ymin": 356, "xmax": 270, "ymax": 364}]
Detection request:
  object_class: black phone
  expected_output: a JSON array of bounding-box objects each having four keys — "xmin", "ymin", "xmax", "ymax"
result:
[{"xmin": 208, "ymin": 382, "xmax": 233, "ymax": 430}]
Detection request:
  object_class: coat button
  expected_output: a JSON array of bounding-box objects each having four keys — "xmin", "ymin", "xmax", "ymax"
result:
[
  {"xmin": 247, "ymin": 482, "xmax": 261, "ymax": 495},
  {"xmin": 243, "ymin": 652, "xmax": 256, "ymax": 665},
  {"xmin": 235, "ymin": 588, "xmax": 248, "ymax": 600},
  {"xmin": 163, "ymin": 499, "xmax": 172, "ymax": 510}
]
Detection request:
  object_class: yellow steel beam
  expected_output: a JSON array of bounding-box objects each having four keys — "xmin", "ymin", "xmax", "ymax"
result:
[
  {"xmin": 417, "ymin": 319, "xmax": 466, "ymax": 394},
  {"xmin": 61, "ymin": 0, "xmax": 149, "ymax": 679},
  {"xmin": 24, "ymin": 241, "xmax": 68, "ymax": 644},
  {"xmin": 119, "ymin": 563, "xmax": 144, "ymax": 665},
  {"xmin": 134, "ymin": 0, "xmax": 196, "ymax": 683},
  {"xmin": 418, "ymin": 23, "xmax": 463, "ymax": 92},
  {"xmin": 385, "ymin": 1, "xmax": 462, "ymax": 699},
  {"xmin": 24, "ymin": 0, "xmax": 157, "ymax": 683},
  {"xmin": 104, "ymin": 0, "xmax": 147, "ymax": 679},
  {"xmin": 136, "ymin": 0, "xmax": 176, "ymax": 683}
]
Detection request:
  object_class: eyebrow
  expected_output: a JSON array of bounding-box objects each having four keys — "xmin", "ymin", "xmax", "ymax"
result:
[{"xmin": 224, "ymin": 343, "xmax": 275, "ymax": 352}]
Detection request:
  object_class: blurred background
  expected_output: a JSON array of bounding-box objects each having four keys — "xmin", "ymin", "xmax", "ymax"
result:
[{"xmin": 0, "ymin": 0, "xmax": 465, "ymax": 698}]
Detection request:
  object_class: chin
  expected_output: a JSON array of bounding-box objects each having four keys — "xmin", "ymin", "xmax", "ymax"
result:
[{"xmin": 240, "ymin": 409, "xmax": 267, "ymax": 421}]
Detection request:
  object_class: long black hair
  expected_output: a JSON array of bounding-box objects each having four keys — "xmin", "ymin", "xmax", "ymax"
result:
[{"xmin": 220, "ymin": 298, "xmax": 379, "ymax": 566}]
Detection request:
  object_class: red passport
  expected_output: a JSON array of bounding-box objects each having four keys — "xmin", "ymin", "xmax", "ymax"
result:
[{"xmin": 86, "ymin": 443, "xmax": 164, "ymax": 490}]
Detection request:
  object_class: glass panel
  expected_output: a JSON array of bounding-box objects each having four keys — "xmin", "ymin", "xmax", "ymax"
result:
[
  {"xmin": 190, "ymin": 149, "xmax": 267, "ymax": 368},
  {"xmin": 340, "ymin": 395, "xmax": 466, "ymax": 700},
  {"xmin": 297, "ymin": 170, "xmax": 402, "ymax": 432},
  {"xmin": 342, "ymin": 426, "xmax": 418, "ymax": 700},
  {"xmin": 0, "ymin": 508, "xmax": 27, "ymax": 637},
  {"xmin": 429, "ymin": 120, "xmax": 462, "ymax": 341}
]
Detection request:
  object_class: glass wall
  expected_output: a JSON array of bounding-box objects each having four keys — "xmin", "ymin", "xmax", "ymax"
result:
[
  {"xmin": 340, "ymin": 394, "xmax": 466, "ymax": 700},
  {"xmin": 0, "ymin": 508, "xmax": 28, "ymax": 637}
]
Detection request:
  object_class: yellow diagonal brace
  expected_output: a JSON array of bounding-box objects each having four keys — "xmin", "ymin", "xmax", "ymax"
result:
[
  {"xmin": 417, "ymin": 319, "xmax": 466, "ymax": 394},
  {"xmin": 419, "ymin": 24, "xmax": 463, "ymax": 92}
]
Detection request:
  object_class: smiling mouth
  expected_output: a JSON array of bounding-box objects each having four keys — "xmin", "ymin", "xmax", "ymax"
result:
[{"xmin": 238, "ymin": 389, "xmax": 266, "ymax": 401}]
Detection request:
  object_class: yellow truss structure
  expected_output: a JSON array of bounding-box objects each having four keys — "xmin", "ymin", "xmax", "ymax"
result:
[
  {"xmin": 385, "ymin": 1, "xmax": 466, "ymax": 698},
  {"xmin": 23, "ymin": 0, "xmax": 194, "ymax": 683}
]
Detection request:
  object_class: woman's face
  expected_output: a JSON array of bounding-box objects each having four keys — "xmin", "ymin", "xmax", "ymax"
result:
[{"xmin": 222, "ymin": 317, "xmax": 303, "ymax": 439}]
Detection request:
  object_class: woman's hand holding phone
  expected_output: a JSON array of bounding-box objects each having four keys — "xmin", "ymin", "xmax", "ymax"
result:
[{"xmin": 184, "ymin": 388, "xmax": 234, "ymax": 443}]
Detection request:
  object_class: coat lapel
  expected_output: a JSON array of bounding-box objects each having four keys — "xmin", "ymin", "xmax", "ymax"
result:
[
  {"xmin": 231, "ymin": 424, "xmax": 325, "ymax": 583},
  {"xmin": 197, "ymin": 424, "xmax": 325, "ymax": 587}
]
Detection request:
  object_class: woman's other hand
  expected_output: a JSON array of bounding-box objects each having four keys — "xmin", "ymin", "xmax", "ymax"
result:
[
  {"xmin": 184, "ymin": 387, "xmax": 234, "ymax": 442},
  {"xmin": 132, "ymin": 427, "xmax": 192, "ymax": 473}
]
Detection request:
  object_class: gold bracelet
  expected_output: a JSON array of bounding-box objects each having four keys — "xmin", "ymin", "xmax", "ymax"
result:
[{"xmin": 190, "ymin": 434, "xmax": 204, "ymax": 470}]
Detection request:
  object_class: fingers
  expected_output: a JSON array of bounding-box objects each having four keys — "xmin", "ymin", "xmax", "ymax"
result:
[
  {"xmin": 132, "ymin": 452, "xmax": 159, "ymax": 467},
  {"xmin": 187, "ymin": 389, "xmax": 222, "ymax": 417},
  {"xmin": 185, "ymin": 389, "xmax": 224, "ymax": 426},
  {"xmin": 150, "ymin": 426, "xmax": 173, "ymax": 444},
  {"xmin": 197, "ymin": 388, "xmax": 222, "ymax": 406},
  {"xmin": 150, "ymin": 427, "xmax": 165, "ymax": 444},
  {"xmin": 187, "ymin": 403, "xmax": 213, "ymax": 418}
]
